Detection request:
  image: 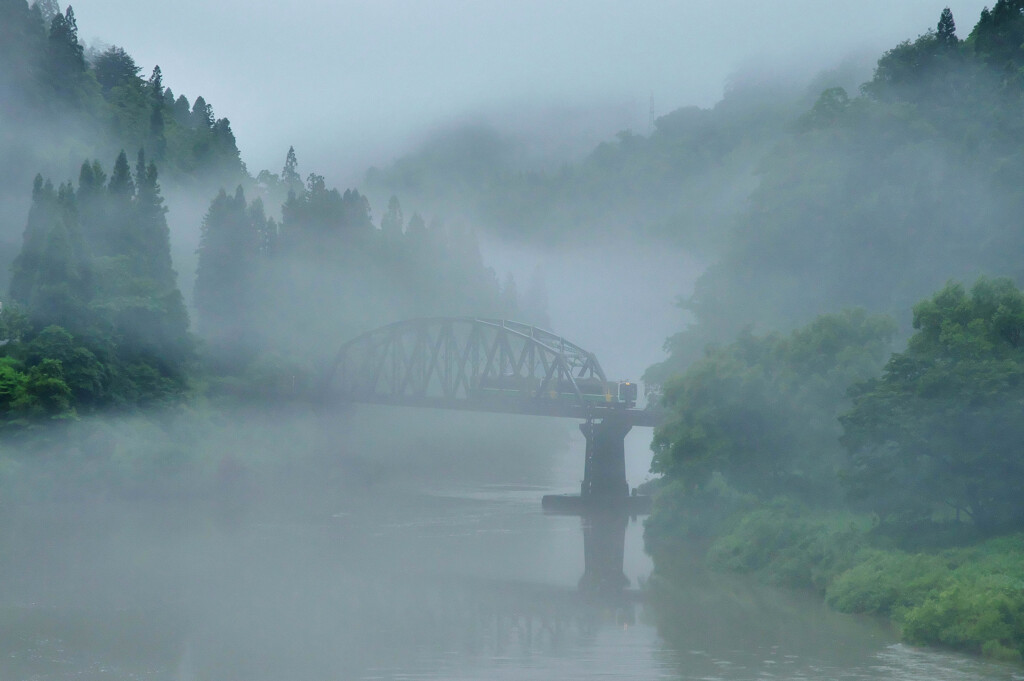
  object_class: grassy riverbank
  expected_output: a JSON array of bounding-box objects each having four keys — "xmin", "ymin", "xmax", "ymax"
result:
[{"xmin": 646, "ymin": 497, "xmax": 1024, "ymax": 662}]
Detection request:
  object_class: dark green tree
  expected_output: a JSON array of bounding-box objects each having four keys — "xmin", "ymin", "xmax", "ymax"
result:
[
  {"xmin": 10, "ymin": 175, "xmax": 59, "ymax": 304},
  {"xmin": 281, "ymin": 145, "xmax": 302, "ymax": 196},
  {"xmin": 172, "ymin": 93, "xmax": 191, "ymax": 126},
  {"xmin": 132, "ymin": 149, "xmax": 175, "ymax": 288},
  {"xmin": 652, "ymin": 310, "xmax": 895, "ymax": 503},
  {"xmin": 381, "ymin": 195, "xmax": 404, "ymax": 238},
  {"xmin": 24, "ymin": 325, "xmax": 106, "ymax": 407},
  {"xmin": 842, "ymin": 279, "xmax": 1024, "ymax": 530},
  {"xmin": 44, "ymin": 6, "xmax": 86, "ymax": 98},
  {"xmin": 76, "ymin": 158, "xmax": 106, "ymax": 250},
  {"xmin": 19, "ymin": 358, "xmax": 73, "ymax": 417},
  {"xmin": 191, "ymin": 95, "xmax": 213, "ymax": 129},
  {"xmin": 937, "ymin": 7, "xmax": 958, "ymax": 47},
  {"xmin": 194, "ymin": 186, "xmax": 262, "ymax": 363},
  {"xmin": 103, "ymin": 149, "xmax": 135, "ymax": 259},
  {"xmin": 24, "ymin": 182, "xmax": 93, "ymax": 332},
  {"xmin": 92, "ymin": 45, "xmax": 140, "ymax": 92},
  {"xmin": 147, "ymin": 65, "xmax": 166, "ymax": 159}
]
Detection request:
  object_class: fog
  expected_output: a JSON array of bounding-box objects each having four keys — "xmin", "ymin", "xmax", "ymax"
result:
[
  {"xmin": 6, "ymin": 0, "xmax": 1024, "ymax": 678},
  {"xmin": 72, "ymin": 0, "xmax": 988, "ymax": 181}
]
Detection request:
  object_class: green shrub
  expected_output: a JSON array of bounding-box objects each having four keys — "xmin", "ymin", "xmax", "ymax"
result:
[
  {"xmin": 705, "ymin": 501, "xmax": 869, "ymax": 589},
  {"xmin": 825, "ymin": 550, "xmax": 952, "ymax": 615},
  {"xmin": 903, "ymin": 581, "xmax": 1024, "ymax": 660},
  {"xmin": 897, "ymin": 535, "xmax": 1024, "ymax": 660}
]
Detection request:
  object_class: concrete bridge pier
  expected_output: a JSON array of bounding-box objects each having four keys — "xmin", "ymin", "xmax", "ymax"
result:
[
  {"xmin": 543, "ymin": 409, "xmax": 651, "ymax": 514},
  {"xmin": 580, "ymin": 411, "xmax": 632, "ymax": 500}
]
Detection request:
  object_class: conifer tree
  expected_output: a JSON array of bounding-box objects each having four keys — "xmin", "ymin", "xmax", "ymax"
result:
[
  {"xmin": 173, "ymin": 94, "xmax": 191, "ymax": 126},
  {"xmin": 194, "ymin": 186, "xmax": 260, "ymax": 358},
  {"xmin": 381, "ymin": 195, "xmax": 404, "ymax": 238},
  {"xmin": 937, "ymin": 7, "xmax": 957, "ymax": 47},
  {"xmin": 147, "ymin": 65, "xmax": 166, "ymax": 160},
  {"xmin": 104, "ymin": 149, "xmax": 135, "ymax": 259},
  {"xmin": 251, "ymin": 197, "xmax": 277, "ymax": 257},
  {"xmin": 11, "ymin": 180, "xmax": 93, "ymax": 332},
  {"xmin": 133, "ymin": 149, "xmax": 175, "ymax": 289},
  {"xmin": 76, "ymin": 159, "xmax": 106, "ymax": 251},
  {"xmin": 210, "ymin": 117, "xmax": 241, "ymax": 169},
  {"xmin": 92, "ymin": 45, "xmax": 140, "ymax": 92},
  {"xmin": 281, "ymin": 146, "xmax": 302, "ymax": 196},
  {"xmin": 10, "ymin": 175, "xmax": 59, "ymax": 305},
  {"xmin": 108, "ymin": 149, "xmax": 134, "ymax": 198},
  {"xmin": 191, "ymin": 95, "xmax": 213, "ymax": 129},
  {"xmin": 45, "ymin": 6, "xmax": 85, "ymax": 97}
]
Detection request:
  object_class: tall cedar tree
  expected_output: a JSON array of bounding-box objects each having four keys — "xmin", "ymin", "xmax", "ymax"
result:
[
  {"xmin": 147, "ymin": 66, "xmax": 167, "ymax": 160},
  {"xmin": 45, "ymin": 6, "xmax": 86, "ymax": 100},
  {"xmin": 937, "ymin": 7, "xmax": 958, "ymax": 46},
  {"xmin": 194, "ymin": 187, "xmax": 263, "ymax": 360}
]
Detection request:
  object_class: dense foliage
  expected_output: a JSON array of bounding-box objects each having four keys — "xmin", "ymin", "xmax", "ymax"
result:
[
  {"xmin": 194, "ymin": 149, "xmax": 530, "ymax": 377},
  {"xmin": 651, "ymin": 310, "xmax": 894, "ymax": 504},
  {"xmin": 363, "ymin": 70, "xmax": 830, "ymax": 251},
  {"xmin": 644, "ymin": 6, "xmax": 1024, "ymax": 662},
  {"xmin": 0, "ymin": 150, "xmax": 190, "ymax": 421},
  {"xmin": 0, "ymin": 2, "xmax": 534, "ymax": 448},
  {"xmin": 841, "ymin": 278, "xmax": 1024, "ymax": 530},
  {"xmin": 0, "ymin": 0, "xmax": 245, "ymax": 289},
  {"xmin": 671, "ymin": 503, "xmax": 1024, "ymax": 662}
]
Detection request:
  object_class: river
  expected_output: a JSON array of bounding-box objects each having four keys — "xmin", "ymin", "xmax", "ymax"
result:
[{"xmin": 0, "ymin": 424, "xmax": 1021, "ymax": 681}]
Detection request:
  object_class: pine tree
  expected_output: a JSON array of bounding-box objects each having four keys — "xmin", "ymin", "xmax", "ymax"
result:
[
  {"xmin": 2, "ymin": 1, "xmax": 47, "ymax": 105},
  {"xmin": 92, "ymin": 45, "xmax": 140, "ymax": 92},
  {"xmin": 210, "ymin": 117, "xmax": 241, "ymax": 169},
  {"xmin": 133, "ymin": 149, "xmax": 175, "ymax": 289},
  {"xmin": 45, "ymin": 6, "xmax": 85, "ymax": 98},
  {"xmin": 147, "ymin": 66, "xmax": 167, "ymax": 160},
  {"xmin": 76, "ymin": 159, "xmax": 106, "ymax": 251},
  {"xmin": 937, "ymin": 7, "xmax": 957, "ymax": 47},
  {"xmin": 191, "ymin": 95, "xmax": 213, "ymax": 129},
  {"xmin": 250, "ymin": 197, "xmax": 277, "ymax": 257},
  {"xmin": 10, "ymin": 179, "xmax": 93, "ymax": 332},
  {"xmin": 381, "ymin": 195, "xmax": 404, "ymax": 238},
  {"xmin": 194, "ymin": 186, "xmax": 260, "ymax": 358},
  {"xmin": 10, "ymin": 175, "xmax": 58, "ymax": 305},
  {"xmin": 104, "ymin": 149, "xmax": 135, "ymax": 259},
  {"xmin": 281, "ymin": 146, "xmax": 302, "ymax": 196},
  {"xmin": 172, "ymin": 94, "xmax": 191, "ymax": 126},
  {"xmin": 108, "ymin": 149, "xmax": 134, "ymax": 198}
]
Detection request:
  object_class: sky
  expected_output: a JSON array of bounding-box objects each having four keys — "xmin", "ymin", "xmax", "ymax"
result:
[{"xmin": 71, "ymin": 0, "xmax": 990, "ymax": 186}]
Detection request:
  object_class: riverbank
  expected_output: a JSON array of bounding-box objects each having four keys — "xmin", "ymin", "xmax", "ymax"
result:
[{"xmin": 645, "ymin": 496, "xmax": 1024, "ymax": 663}]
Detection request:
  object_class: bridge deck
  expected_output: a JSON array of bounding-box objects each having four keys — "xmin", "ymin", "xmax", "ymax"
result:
[{"xmin": 334, "ymin": 394, "xmax": 663, "ymax": 427}]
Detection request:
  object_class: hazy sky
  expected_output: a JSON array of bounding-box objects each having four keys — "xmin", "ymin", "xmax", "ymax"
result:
[{"xmin": 71, "ymin": 0, "xmax": 989, "ymax": 185}]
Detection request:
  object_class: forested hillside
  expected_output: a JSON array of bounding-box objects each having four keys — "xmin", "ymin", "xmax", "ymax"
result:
[
  {"xmin": 643, "ymin": 4, "xmax": 1024, "ymax": 662},
  {"xmin": 0, "ymin": 1, "xmax": 531, "ymax": 444}
]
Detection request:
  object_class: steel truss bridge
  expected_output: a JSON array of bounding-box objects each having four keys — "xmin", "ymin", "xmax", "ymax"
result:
[
  {"xmin": 326, "ymin": 318, "xmax": 658, "ymax": 426},
  {"xmin": 325, "ymin": 318, "xmax": 662, "ymax": 507}
]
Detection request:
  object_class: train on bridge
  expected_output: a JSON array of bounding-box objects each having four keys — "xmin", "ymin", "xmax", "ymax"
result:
[{"xmin": 476, "ymin": 375, "xmax": 639, "ymax": 408}]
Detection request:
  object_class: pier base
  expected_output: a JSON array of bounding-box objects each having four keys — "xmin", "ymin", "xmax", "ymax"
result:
[{"xmin": 541, "ymin": 410, "xmax": 651, "ymax": 515}]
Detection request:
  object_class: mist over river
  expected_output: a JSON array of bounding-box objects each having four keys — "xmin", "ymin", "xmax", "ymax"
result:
[{"xmin": 0, "ymin": 415, "xmax": 1019, "ymax": 681}]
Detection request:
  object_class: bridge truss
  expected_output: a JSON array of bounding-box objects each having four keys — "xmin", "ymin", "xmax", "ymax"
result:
[{"xmin": 327, "ymin": 318, "xmax": 654, "ymax": 423}]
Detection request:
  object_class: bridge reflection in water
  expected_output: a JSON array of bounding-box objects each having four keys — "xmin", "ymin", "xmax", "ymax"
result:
[{"xmin": 445, "ymin": 510, "xmax": 641, "ymax": 652}]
